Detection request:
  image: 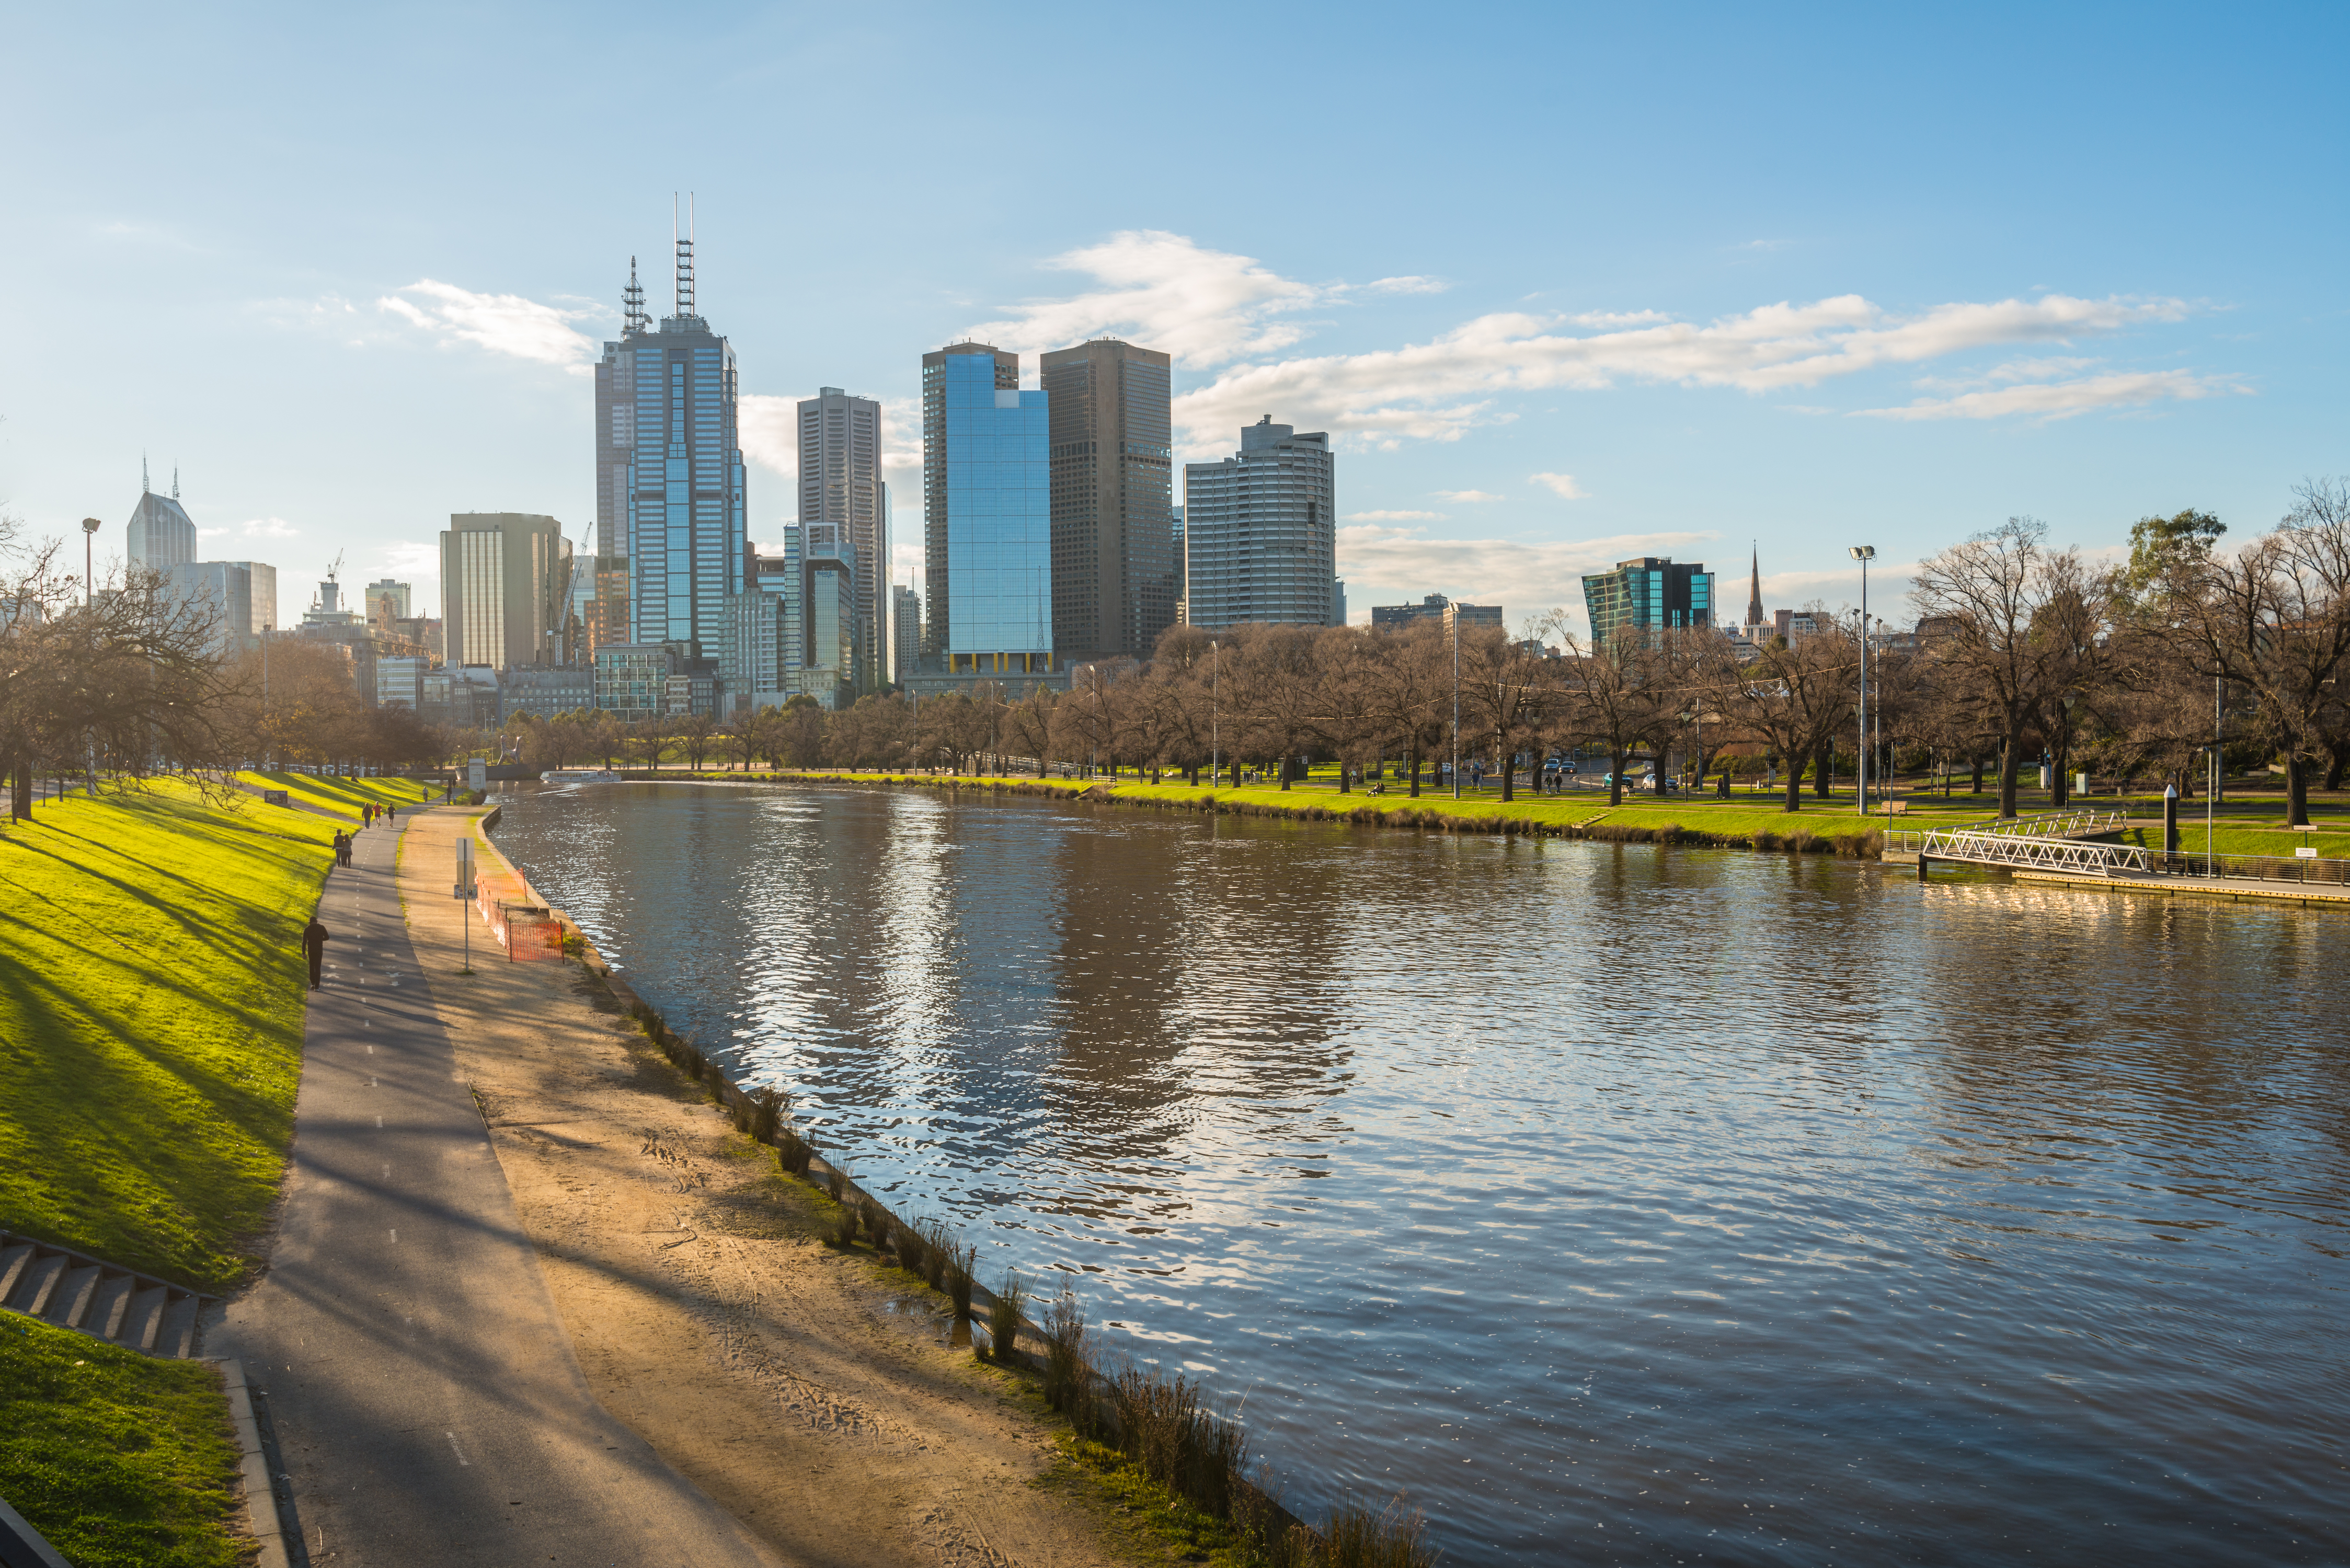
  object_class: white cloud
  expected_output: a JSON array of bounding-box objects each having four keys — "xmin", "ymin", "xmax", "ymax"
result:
[
  {"xmin": 738, "ymin": 393, "xmax": 809, "ymax": 482},
  {"xmin": 1359, "ymin": 275, "xmax": 1448, "ymax": 296},
  {"xmin": 239, "ymin": 516, "xmax": 299, "ymax": 539},
  {"xmin": 1170, "ymin": 291, "xmax": 2193, "ymax": 451},
  {"xmin": 1855, "ymin": 369, "xmax": 2244, "ymax": 422},
  {"xmin": 1435, "ymin": 489, "xmax": 1504, "ymax": 503},
  {"xmin": 377, "ymin": 541, "xmax": 437, "ymax": 574},
  {"xmin": 1338, "ymin": 523, "xmax": 1718, "ymax": 635},
  {"xmin": 1530, "ymin": 472, "xmax": 1588, "ymax": 500},
  {"xmin": 1346, "ymin": 509, "xmax": 1448, "ymax": 522},
  {"xmin": 198, "ymin": 526, "xmax": 230, "ymax": 539},
  {"xmin": 964, "ymin": 230, "xmax": 1326, "ymax": 366},
  {"xmin": 377, "ymin": 280, "xmax": 604, "ymax": 376}
]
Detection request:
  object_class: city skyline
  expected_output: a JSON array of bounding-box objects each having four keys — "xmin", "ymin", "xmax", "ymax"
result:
[{"xmin": 3, "ymin": 4, "xmax": 2342, "ymax": 638}]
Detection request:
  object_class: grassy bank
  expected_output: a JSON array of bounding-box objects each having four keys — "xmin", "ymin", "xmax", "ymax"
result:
[
  {"xmin": 0, "ymin": 781, "xmax": 329, "ymax": 1291},
  {"xmin": 0, "ymin": 1314, "xmax": 248, "ymax": 1567},
  {"xmin": 236, "ymin": 769, "xmax": 438, "ymax": 821}
]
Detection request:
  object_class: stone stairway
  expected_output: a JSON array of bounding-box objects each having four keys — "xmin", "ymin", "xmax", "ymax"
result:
[{"xmin": 0, "ymin": 1230, "xmax": 212, "ymax": 1357}]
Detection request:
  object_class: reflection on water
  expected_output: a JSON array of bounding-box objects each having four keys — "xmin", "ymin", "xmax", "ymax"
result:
[{"xmin": 491, "ymin": 781, "xmax": 2349, "ymax": 1565}]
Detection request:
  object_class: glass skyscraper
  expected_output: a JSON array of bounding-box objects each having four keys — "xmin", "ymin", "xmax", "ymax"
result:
[
  {"xmin": 1041, "ymin": 338, "xmax": 1174, "ymax": 663},
  {"xmin": 921, "ymin": 344, "xmax": 1053, "ymax": 674},
  {"xmin": 596, "ymin": 245, "xmax": 748, "ymax": 650},
  {"xmin": 1580, "ymin": 557, "xmax": 1716, "ymax": 647}
]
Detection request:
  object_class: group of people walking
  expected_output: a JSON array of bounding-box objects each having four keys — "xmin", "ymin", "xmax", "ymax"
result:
[{"xmin": 308, "ymin": 798, "xmax": 416, "ymax": 986}]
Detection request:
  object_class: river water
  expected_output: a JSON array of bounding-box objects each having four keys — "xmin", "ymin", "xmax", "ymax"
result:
[{"xmin": 487, "ymin": 780, "xmax": 2347, "ymax": 1565}]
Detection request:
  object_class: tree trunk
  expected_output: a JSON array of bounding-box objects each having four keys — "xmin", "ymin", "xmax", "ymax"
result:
[
  {"xmin": 1784, "ymin": 756, "xmax": 1803, "ymax": 812},
  {"xmin": 8, "ymin": 757, "xmax": 30, "ymax": 822},
  {"xmin": 2286, "ymin": 753, "xmax": 2310, "ymax": 827},
  {"xmin": 1998, "ymin": 739, "xmax": 2023, "ymax": 819},
  {"xmin": 1609, "ymin": 748, "xmax": 1627, "ymax": 806},
  {"xmin": 1499, "ymin": 747, "xmax": 1515, "ymax": 802},
  {"xmin": 2324, "ymin": 737, "xmax": 2349, "ymax": 792},
  {"xmin": 1187, "ymin": 762, "xmax": 1199, "ymax": 786},
  {"xmin": 1970, "ymin": 755, "xmax": 1984, "ymax": 795},
  {"xmin": 1407, "ymin": 742, "xmax": 1422, "ymax": 798},
  {"xmin": 1812, "ymin": 743, "xmax": 1831, "ymax": 797}
]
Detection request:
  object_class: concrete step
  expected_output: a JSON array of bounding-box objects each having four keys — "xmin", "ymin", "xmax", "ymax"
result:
[{"xmin": 0, "ymin": 1230, "xmax": 215, "ymax": 1358}]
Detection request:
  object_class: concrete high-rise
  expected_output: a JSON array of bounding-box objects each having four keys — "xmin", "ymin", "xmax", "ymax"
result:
[
  {"xmin": 1180, "ymin": 417, "xmax": 1339, "ymax": 632},
  {"xmin": 891, "ymin": 583, "xmax": 920, "ymax": 685},
  {"xmin": 595, "ymin": 235, "xmax": 748, "ymax": 649},
  {"xmin": 921, "ymin": 343, "xmax": 1052, "ymax": 674},
  {"xmin": 1040, "ymin": 339, "xmax": 1174, "ymax": 663},
  {"xmin": 798, "ymin": 388, "xmax": 886, "ymax": 694},
  {"xmin": 440, "ymin": 513, "xmax": 572, "ymax": 671},
  {"xmin": 364, "ymin": 578, "xmax": 412, "ymax": 622}
]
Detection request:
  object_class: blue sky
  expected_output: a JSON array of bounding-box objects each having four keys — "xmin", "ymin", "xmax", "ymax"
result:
[{"xmin": 3, "ymin": 2, "xmax": 2343, "ymax": 635}]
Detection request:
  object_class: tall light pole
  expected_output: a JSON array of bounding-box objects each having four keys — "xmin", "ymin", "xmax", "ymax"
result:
[
  {"xmin": 1849, "ymin": 545, "xmax": 1875, "ymax": 814},
  {"xmin": 1210, "ymin": 639, "xmax": 1220, "ymax": 787},
  {"xmin": 1451, "ymin": 604, "xmax": 1461, "ymax": 799},
  {"xmin": 80, "ymin": 517, "xmax": 100, "ymax": 605}
]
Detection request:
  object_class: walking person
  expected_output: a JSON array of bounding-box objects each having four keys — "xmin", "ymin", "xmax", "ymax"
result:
[
  {"xmin": 301, "ymin": 914, "xmax": 333, "ymax": 989},
  {"xmin": 332, "ymin": 829, "xmax": 347, "ymax": 867}
]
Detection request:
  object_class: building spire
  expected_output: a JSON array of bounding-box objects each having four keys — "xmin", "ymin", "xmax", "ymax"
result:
[
  {"xmin": 172, "ymin": 466, "xmax": 180, "ymax": 501},
  {"xmin": 1746, "ymin": 541, "xmax": 1765, "ymax": 626},
  {"xmin": 673, "ymin": 191, "xmax": 696, "ymax": 317},
  {"xmin": 142, "ymin": 453, "xmax": 151, "ymax": 494},
  {"xmin": 624, "ymin": 255, "xmax": 647, "ymax": 335}
]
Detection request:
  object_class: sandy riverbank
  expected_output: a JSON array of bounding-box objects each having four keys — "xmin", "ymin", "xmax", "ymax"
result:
[{"xmin": 397, "ymin": 808, "xmax": 1127, "ymax": 1566}]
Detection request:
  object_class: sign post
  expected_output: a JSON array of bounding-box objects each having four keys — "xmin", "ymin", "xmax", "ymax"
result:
[{"xmin": 454, "ymin": 837, "xmax": 476, "ymax": 974}]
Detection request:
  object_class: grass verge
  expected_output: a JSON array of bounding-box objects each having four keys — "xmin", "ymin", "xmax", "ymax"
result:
[
  {"xmin": 0, "ymin": 781, "xmax": 330, "ymax": 1291},
  {"xmin": 235, "ymin": 769, "xmax": 438, "ymax": 822},
  {"xmin": 0, "ymin": 1315, "xmax": 248, "ymax": 1567}
]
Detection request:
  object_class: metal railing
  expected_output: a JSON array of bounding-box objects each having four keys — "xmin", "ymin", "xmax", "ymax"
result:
[
  {"xmin": 1885, "ymin": 808, "xmax": 2127, "ymax": 855},
  {"xmin": 1918, "ymin": 829, "xmax": 2348, "ymax": 889}
]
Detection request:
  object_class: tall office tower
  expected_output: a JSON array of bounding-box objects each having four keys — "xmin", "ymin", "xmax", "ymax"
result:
[
  {"xmin": 1040, "ymin": 339, "xmax": 1174, "ymax": 664},
  {"xmin": 439, "ymin": 513, "xmax": 571, "ymax": 670},
  {"xmin": 1745, "ymin": 544, "xmax": 1766, "ymax": 626},
  {"xmin": 366, "ymin": 580, "xmax": 414, "ymax": 620},
  {"xmin": 219, "ymin": 562, "xmax": 279, "ymax": 633},
  {"xmin": 754, "ymin": 547, "xmax": 802, "ymax": 702},
  {"xmin": 1171, "ymin": 504, "xmax": 1186, "ymax": 624},
  {"xmin": 1180, "ymin": 417, "xmax": 1338, "ymax": 632},
  {"xmin": 922, "ymin": 342, "xmax": 1021, "ymax": 662},
  {"xmin": 797, "ymin": 387, "xmax": 886, "ymax": 693},
  {"xmin": 125, "ymin": 466, "xmax": 196, "ymax": 573},
  {"xmin": 166, "ymin": 562, "xmax": 252, "ymax": 655},
  {"xmin": 891, "ymin": 583, "xmax": 920, "ymax": 685},
  {"xmin": 1580, "ymin": 557, "xmax": 1715, "ymax": 647},
  {"xmin": 595, "ymin": 233, "xmax": 748, "ymax": 649},
  {"xmin": 582, "ymin": 551, "xmax": 631, "ymax": 665},
  {"xmin": 799, "ymin": 524, "xmax": 858, "ymax": 704}
]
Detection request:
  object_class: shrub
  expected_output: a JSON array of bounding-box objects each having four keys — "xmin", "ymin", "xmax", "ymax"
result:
[
  {"xmin": 1110, "ymin": 1361, "xmax": 1249, "ymax": 1520},
  {"xmin": 1751, "ymin": 830, "xmax": 1782, "ymax": 852},
  {"xmin": 918, "ymin": 1219, "xmax": 954, "ymax": 1292},
  {"xmin": 1041, "ymin": 1285, "xmax": 1095, "ymax": 1430},
  {"xmin": 895, "ymin": 1218, "xmax": 930, "ymax": 1280},
  {"xmin": 828, "ymin": 1203, "xmax": 859, "ymax": 1249},
  {"xmin": 774, "ymin": 1125, "xmax": 815, "ymax": 1177},
  {"xmin": 987, "ymin": 1269, "xmax": 1027, "ymax": 1362},
  {"xmin": 747, "ymin": 1086, "xmax": 784, "ymax": 1145},
  {"xmin": 1321, "ymin": 1493, "xmax": 1435, "ymax": 1568},
  {"xmin": 825, "ymin": 1165, "xmax": 846, "ymax": 1203}
]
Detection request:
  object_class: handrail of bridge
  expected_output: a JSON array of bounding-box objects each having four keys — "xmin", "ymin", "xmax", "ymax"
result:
[
  {"xmin": 1913, "ymin": 831, "xmax": 2350, "ymax": 888},
  {"xmin": 1885, "ymin": 808, "xmax": 2129, "ymax": 855}
]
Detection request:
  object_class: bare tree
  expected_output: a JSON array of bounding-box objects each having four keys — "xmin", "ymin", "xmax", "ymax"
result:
[
  {"xmin": 2166, "ymin": 478, "xmax": 2350, "ymax": 825},
  {"xmin": 1701, "ymin": 620, "xmax": 1861, "ymax": 812},
  {"xmin": 1910, "ymin": 519, "xmax": 2092, "ymax": 818}
]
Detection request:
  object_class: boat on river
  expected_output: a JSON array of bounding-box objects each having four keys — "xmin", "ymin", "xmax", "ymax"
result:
[{"xmin": 538, "ymin": 768, "xmax": 621, "ymax": 784}]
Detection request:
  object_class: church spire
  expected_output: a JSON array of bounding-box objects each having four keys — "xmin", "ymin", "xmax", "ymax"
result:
[{"xmin": 1746, "ymin": 542, "xmax": 1765, "ymax": 626}]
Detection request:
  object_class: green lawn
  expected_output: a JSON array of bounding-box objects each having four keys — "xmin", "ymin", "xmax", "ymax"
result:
[
  {"xmin": 0, "ymin": 781, "xmax": 329, "ymax": 1292},
  {"xmin": 0, "ymin": 1315, "xmax": 248, "ymax": 1567},
  {"xmin": 236, "ymin": 769, "xmax": 438, "ymax": 822}
]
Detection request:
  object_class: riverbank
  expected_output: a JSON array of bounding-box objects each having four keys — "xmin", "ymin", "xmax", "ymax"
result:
[{"xmin": 405, "ymin": 809, "xmax": 1144, "ymax": 1566}]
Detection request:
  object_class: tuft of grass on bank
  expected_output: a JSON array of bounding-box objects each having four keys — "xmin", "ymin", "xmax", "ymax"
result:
[
  {"xmin": 0, "ymin": 1315, "xmax": 249, "ymax": 1568},
  {"xmin": 0, "ymin": 782, "xmax": 330, "ymax": 1291},
  {"xmin": 236, "ymin": 769, "xmax": 438, "ymax": 822}
]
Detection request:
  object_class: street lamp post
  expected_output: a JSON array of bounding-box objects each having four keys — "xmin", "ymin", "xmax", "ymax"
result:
[
  {"xmin": 80, "ymin": 519, "xmax": 101, "ymax": 794},
  {"xmin": 1849, "ymin": 546, "xmax": 1875, "ymax": 814},
  {"xmin": 1210, "ymin": 640, "xmax": 1220, "ymax": 788},
  {"xmin": 1451, "ymin": 605, "xmax": 1461, "ymax": 800}
]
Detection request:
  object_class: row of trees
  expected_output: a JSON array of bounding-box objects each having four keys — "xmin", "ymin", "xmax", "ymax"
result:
[
  {"xmin": 603, "ymin": 480, "xmax": 2348, "ymax": 825},
  {"xmin": 1, "ymin": 520, "xmax": 441, "ymax": 820}
]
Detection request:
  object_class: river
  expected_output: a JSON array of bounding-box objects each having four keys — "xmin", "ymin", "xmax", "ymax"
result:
[{"xmin": 486, "ymin": 779, "xmax": 2347, "ymax": 1565}]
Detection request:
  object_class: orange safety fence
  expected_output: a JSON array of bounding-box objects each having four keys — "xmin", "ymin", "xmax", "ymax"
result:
[{"xmin": 472, "ymin": 845, "xmax": 566, "ymax": 961}]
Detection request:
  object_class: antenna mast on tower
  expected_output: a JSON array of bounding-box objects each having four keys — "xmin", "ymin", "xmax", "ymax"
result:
[
  {"xmin": 674, "ymin": 191, "xmax": 696, "ymax": 318},
  {"xmin": 143, "ymin": 453, "xmax": 151, "ymax": 495},
  {"xmin": 624, "ymin": 256, "xmax": 648, "ymax": 335}
]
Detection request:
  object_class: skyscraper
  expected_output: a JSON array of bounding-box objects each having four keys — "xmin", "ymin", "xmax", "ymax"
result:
[
  {"xmin": 892, "ymin": 583, "xmax": 920, "ymax": 685},
  {"xmin": 1041, "ymin": 339, "xmax": 1174, "ymax": 663},
  {"xmin": 219, "ymin": 562, "xmax": 279, "ymax": 634},
  {"xmin": 921, "ymin": 343, "xmax": 1053, "ymax": 675},
  {"xmin": 1580, "ymin": 557, "xmax": 1715, "ymax": 647},
  {"xmin": 440, "ymin": 513, "xmax": 571, "ymax": 670},
  {"xmin": 798, "ymin": 388, "xmax": 887, "ymax": 694},
  {"xmin": 1180, "ymin": 417, "xmax": 1338, "ymax": 632},
  {"xmin": 595, "ymin": 226, "xmax": 748, "ymax": 650},
  {"xmin": 125, "ymin": 467, "xmax": 196, "ymax": 574},
  {"xmin": 365, "ymin": 578, "xmax": 412, "ymax": 621}
]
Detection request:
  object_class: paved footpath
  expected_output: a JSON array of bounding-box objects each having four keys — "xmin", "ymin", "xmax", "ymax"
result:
[{"xmin": 210, "ymin": 808, "xmax": 781, "ymax": 1568}]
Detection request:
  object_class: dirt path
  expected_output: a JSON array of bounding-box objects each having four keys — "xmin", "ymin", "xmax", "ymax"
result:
[{"xmin": 399, "ymin": 808, "xmax": 1126, "ymax": 1568}]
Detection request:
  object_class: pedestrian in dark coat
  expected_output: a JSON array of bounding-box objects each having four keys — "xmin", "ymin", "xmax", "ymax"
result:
[
  {"xmin": 302, "ymin": 916, "xmax": 333, "ymax": 988},
  {"xmin": 332, "ymin": 831, "xmax": 347, "ymax": 866}
]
